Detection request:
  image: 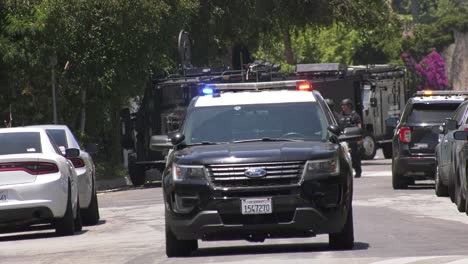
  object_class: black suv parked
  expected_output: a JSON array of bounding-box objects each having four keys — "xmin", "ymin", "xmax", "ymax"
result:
[
  {"xmin": 151, "ymin": 80, "xmax": 361, "ymax": 257},
  {"xmin": 392, "ymin": 91, "xmax": 465, "ymax": 189}
]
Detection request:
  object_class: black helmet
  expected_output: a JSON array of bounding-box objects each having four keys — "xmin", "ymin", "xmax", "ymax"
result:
[
  {"xmin": 325, "ymin": 98, "xmax": 334, "ymax": 108},
  {"xmin": 341, "ymin": 99, "xmax": 353, "ymax": 107}
]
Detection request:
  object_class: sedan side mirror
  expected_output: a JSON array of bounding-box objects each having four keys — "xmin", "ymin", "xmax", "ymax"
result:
[
  {"xmin": 454, "ymin": 131, "xmax": 468, "ymax": 140},
  {"xmin": 65, "ymin": 148, "xmax": 80, "ymax": 158}
]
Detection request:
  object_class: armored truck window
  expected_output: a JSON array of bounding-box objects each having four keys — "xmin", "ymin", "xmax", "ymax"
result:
[
  {"xmin": 407, "ymin": 103, "xmax": 460, "ymax": 123},
  {"xmin": 184, "ymin": 102, "xmax": 329, "ymax": 144}
]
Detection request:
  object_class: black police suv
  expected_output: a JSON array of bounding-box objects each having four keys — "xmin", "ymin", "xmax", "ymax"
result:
[
  {"xmin": 392, "ymin": 91, "xmax": 466, "ymax": 189},
  {"xmin": 151, "ymin": 80, "xmax": 361, "ymax": 257}
]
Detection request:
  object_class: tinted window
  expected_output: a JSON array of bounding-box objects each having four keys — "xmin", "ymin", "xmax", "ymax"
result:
[
  {"xmin": 0, "ymin": 132, "xmax": 42, "ymax": 155},
  {"xmin": 407, "ymin": 103, "xmax": 460, "ymax": 123},
  {"xmin": 184, "ymin": 102, "xmax": 329, "ymax": 144},
  {"xmin": 46, "ymin": 129, "xmax": 68, "ymax": 148}
]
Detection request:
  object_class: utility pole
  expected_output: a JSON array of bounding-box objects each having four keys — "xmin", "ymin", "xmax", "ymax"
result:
[{"xmin": 50, "ymin": 53, "xmax": 58, "ymax": 124}]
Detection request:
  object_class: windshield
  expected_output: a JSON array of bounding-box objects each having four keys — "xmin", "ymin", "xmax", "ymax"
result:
[
  {"xmin": 407, "ymin": 103, "xmax": 460, "ymax": 123},
  {"xmin": 183, "ymin": 102, "xmax": 329, "ymax": 144}
]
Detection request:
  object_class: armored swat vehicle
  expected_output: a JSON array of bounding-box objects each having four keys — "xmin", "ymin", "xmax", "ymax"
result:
[{"xmin": 296, "ymin": 63, "xmax": 409, "ymax": 159}]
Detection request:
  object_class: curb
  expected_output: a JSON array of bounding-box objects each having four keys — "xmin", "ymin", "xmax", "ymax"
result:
[{"xmin": 96, "ymin": 176, "xmax": 132, "ymax": 191}]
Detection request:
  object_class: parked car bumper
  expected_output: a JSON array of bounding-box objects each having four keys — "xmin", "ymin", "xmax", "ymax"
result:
[{"xmin": 0, "ymin": 173, "xmax": 68, "ymax": 224}]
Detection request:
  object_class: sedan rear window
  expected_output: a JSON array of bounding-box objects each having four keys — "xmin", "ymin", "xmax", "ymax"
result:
[
  {"xmin": 407, "ymin": 103, "xmax": 460, "ymax": 123},
  {"xmin": 0, "ymin": 132, "xmax": 42, "ymax": 155}
]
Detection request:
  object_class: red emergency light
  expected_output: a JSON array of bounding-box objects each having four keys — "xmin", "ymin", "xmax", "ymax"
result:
[{"xmin": 297, "ymin": 81, "xmax": 312, "ymax": 91}]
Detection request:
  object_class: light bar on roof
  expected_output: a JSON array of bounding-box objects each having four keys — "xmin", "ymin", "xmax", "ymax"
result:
[
  {"xmin": 201, "ymin": 80, "xmax": 312, "ymax": 92},
  {"xmin": 415, "ymin": 90, "xmax": 468, "ymax": 96}
]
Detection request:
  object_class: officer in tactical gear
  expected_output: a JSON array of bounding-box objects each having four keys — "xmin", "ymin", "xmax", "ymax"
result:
[{"xmin": 339, "ymin": 99, "xmax": 362, "ymax": 178}]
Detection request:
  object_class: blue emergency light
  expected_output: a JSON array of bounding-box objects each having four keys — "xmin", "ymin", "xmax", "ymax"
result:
[{"xmin": 201, "ymin": 86, "xmax": 215, "ymax": 95}]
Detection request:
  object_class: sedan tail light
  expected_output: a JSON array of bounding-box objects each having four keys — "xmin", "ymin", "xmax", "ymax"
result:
[
  {"xmin": 69, "ymin": 157, "xmax": 85, "ymax": 168},
  {"xmin": 399, "ymin": 127, "xmax": 411, "ymax": 143},
  {"xmin": 0, "ymin": 162, "xmax": 59, "ymax": 175}
]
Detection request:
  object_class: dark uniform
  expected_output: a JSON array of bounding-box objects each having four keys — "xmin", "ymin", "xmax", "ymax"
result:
[{"xmin": 339, "ymin": 108, "xmax": 362, "ymax": 178}]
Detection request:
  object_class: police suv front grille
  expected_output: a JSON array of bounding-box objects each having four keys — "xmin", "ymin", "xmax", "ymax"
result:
[{"xmin": 206, "ymin": 161, "xmax": 305, "ymax": 189}]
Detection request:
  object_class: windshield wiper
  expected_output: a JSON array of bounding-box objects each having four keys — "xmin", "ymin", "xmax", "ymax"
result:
[{"xmin": 231, "ymin": 138, "xmax": 302, "ymax": 143}]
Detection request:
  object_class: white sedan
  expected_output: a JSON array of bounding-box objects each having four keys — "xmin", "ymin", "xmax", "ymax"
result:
[
  {"xmin": 28, "ymin": 125, "xmax": 100, "ymax": 225},
  {"xmin": 0, "ymin": 127, "xmax": 81, "ymax": 235}
]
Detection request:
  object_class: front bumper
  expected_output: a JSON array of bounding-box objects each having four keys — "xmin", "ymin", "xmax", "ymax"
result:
[
  {"xmin": 168, "ymin": 202, "xmax": 347, "ymax": 241},
  {"xmin": 165, "ymin": 175, "xmax": 351, "ymax": 241}
]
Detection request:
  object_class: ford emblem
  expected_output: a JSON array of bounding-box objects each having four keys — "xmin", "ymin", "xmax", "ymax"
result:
[{"xmin": 244, "ymin": 168, "xmax": 267, "ymax": 178}]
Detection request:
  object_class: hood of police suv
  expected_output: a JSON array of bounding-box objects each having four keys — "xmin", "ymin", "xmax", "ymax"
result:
[{"xmin": 172, "ymin": 141, "xmax": 339, "ymax": 165}]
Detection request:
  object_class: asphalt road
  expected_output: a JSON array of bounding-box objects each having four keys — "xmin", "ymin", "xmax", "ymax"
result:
[{"xmin": 2, "ymin": 151, "xmax": 468, "ymax": 264}]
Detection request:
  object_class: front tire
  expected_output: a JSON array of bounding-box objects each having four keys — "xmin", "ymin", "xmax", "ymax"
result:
[
  {"xmin": 74, "ymin": 196, "xmax": 83, "ymax": 232},
  {"xmin": 449, "ymin": 167, "xmax": 456, "ymax": 203},
  {"xmin": 382, "ymin": 144, "xmax": 393, "ymax": 159},
  {"xmin": 361, "ymin": 133, "xmax": 377, "ymax": 160},
  {"xmin": 329, "ymin": 206, "xmax": 354, "ymax": 250},
  {"xmin": 82, "ymin": 182, "xmax": 100, "ymax": 226},
  {"xmin": 435, "ymin": 161, "xmax": 449, "ymax": 197},
  {"xmin": 455, "ymin": 169, "xmax": 466, "ymax": 212},
  {"xmin": 129, "ymin": 164, "xmax": 146, "ymax": 186},
  {"xmin": 165, "ymin": 220, "xmax": 198, "ymax": 257}
]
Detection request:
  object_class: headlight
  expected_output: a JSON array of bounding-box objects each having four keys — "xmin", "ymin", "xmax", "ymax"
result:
[
  {"xmin": 304, "ymin": 157, "xmax": 340, "ymax": 177},
  {"xmin": 172, "ymin": 164, "xmax": 205, "ymax": 181}
]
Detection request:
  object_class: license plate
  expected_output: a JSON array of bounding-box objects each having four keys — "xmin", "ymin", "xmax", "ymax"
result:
[
  {"xmin": 241, "ymin": 198, "xmax": 272, "ymax": 215},
  {"xmin": 0, "ymin": 190, "xmax": 7, "ymax": 202}
]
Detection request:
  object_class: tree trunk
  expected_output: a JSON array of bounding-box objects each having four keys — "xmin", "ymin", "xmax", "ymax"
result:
[
  {"xmin": 283, "ymin": 28, "xmax": 295, "ymax": 65},
  {"xmin": 80, "ymin": 88, "xmax": 87, "ymax": 134},
  {"xmin": 410, "ymin": 0, "xmax": 419, "ymax": 24}
]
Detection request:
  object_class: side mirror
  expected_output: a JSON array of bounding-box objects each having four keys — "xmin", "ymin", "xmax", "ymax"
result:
[
  {"xmin": 85, "ymin": 143, "xmax": 98, "ymax": 154},
  {"xmin": 170, "ymin": 133, "xmax": 185, "ymax": 146},
  {"xmin": 339, "ymin": 127, "xmax": 363, "ymax": 142},
  {"xmin": 327, "ymin": 125, "xmax": 341, "ymax": 136},
  {"xmin": 149, "ymin": 135, "xmax": 172, "ymax": 151},
  {"xmin": 65, "ymin": 148, "xmax": 80, "ymax": 158},
  {"xmin": 445, "ymin": 118, "xmax": 457, "ymax": 131},
  {"xmin": 370, "ymin": 98, "xmax": 377, "ymax": 107},
  {"xmin": 454, "ymin": 131, "xmax": 468, "ymax": 140}
]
